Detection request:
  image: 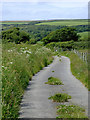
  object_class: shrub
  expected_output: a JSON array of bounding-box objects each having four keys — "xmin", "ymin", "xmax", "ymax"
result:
[
  {"xmin": 2, "ymin": 27, "xmax": 30, "ymax": 44},
  {"xmin": 46, "ymin": 41, "xmax": 74, "ymax": 51},
  {"xmin": 42, "ymin": 27, "xmax": 79, "ymax": 45}
]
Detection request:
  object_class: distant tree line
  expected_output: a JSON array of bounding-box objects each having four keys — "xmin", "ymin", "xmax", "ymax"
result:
[
  {"xmin": 1, "ymin": 22, "xmax": 89, "ymax": 43},
  {"xmin": 1, "ymin": 21, "xmax": 89, "ymax": 51},
  {"xmin": 2, "ymin": 27, "xmax": 81, "ymax": 45}
]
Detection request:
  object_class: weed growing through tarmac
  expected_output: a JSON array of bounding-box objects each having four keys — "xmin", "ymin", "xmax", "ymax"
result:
[
  {"xmin": 56, "ymin": 105, "xmax": 87, "ymax": 118},
  {"xmin": 45, "ymin": 77, "xmax": 63, "ymax": 85},
  {"xmin": 59, "ymin": 58, "xmax": 61, "ymax": 61},
  {"xmin": 48, "ymin": 93, "xmax": 71, "ymax": 102}
]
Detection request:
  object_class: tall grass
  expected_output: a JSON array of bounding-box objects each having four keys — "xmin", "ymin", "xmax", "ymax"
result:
[
  {"xmin": 0, "ymin": 44, "xmax": 2, "ymax": 119},
  {"xmin": 2, "ymin": 43, "xmax": 53, "ymax": 118}
]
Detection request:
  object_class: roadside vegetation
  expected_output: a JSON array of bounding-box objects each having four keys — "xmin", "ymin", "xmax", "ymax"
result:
[
  {"xmin": 48, "ymin": 93, "xmax": 71, "ymax": 102},
  {"xmin": 59, "ymin": 51, "xmax": 88, "ymax": 90},
  {"xmin": 45, "ymin": 77, "xmax": 63, "ymax": 85},
  {"xmin": 2, "ymin": 43, "xmax": 53, "ymax": 118},
  {"xmin": 56, "ymin": 105, "xmax": 87, "ymax": 118},
  {"xmin": 0, "ymin": 44, "xmax": 2, "ymax": 119},
  {"xmin": 1, "ymin": 19, "xmax": 89, "ymax": 118}
]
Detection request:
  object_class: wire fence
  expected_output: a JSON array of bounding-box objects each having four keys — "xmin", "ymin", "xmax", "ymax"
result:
[
  {"xmin": 72, "ymin": 49, "xmax": 88, "ymax": 64},
  {"xmin": 53, "ymin": 46, "xmax": 88, "ymax": 64}
]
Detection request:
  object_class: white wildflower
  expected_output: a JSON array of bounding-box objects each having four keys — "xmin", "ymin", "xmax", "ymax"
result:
[
  {"xmin": 2, "ymin": 66, "xmax": 7, "ymax": 69},
  {"xmin": 28, "ymin": 51, "xmax": 32, "ymax": 54},
  {"xmin": 26, "ymin": 54, "xmax": 29, "ymax": 58},
  {"xmin": 23, "ymin": 51, "xmax": 26, "ymax": 53},
  {"xmin": 20, "ymin": 48, "xmax": 24, "ymax": 50},
  {"xmin": 8, "ymin": 50, "xmax": 13, "ymax": 52},
  {"xmin": 10, "ymin": 62, "xmax": 13, "ymax": 64},
  {"xmin": 23, "ymin": 50, "xmax": 32, "ymax": 54}
]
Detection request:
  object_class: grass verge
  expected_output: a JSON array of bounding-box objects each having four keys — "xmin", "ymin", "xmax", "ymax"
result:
[
  {"xmin": 59, "ymin": 51, "xmax": 89, "ymax": 90},
  {"xmin": 48, "ymin": 93, "xmax": 71, "ymax": 102},
  {"xmin": 45, "ymin": 77, "xmax": 63, "ymax": 85},
  {"xmin": 56, "ymin": 105, "xmax": 87, "ymax": 118},
  {"xmin": 2, "ymin": 43, "xmax": 53, "ymax": 118}
]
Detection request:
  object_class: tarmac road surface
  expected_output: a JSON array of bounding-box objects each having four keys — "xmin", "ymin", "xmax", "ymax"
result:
[{"xmin": 19, "ymin": 56, "xmax": 88, "ymax": 118}]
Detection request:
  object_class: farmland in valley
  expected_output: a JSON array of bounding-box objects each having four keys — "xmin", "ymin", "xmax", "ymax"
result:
[
  {"xmin": 35, "ymin": 19, "xmax": 88, "ymax": 26},
  {"xmin": 1, "ymin": 19, "xmax": 89, "ymax": 118}
]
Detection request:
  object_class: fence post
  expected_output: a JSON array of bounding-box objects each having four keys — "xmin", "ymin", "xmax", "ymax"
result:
[{"xmin": 72, "ymin": 49, "xmax": 87, "ymax": 64}]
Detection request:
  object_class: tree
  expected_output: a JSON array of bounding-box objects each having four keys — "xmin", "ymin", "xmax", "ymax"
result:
[
  {"xmin": 2, "ymin": 27, "xmax": 30, "ymax": 44},
  {"xmin": 19, "ymin": 31, "xmax": 30, "ymax": 43},
  {"xmin": 42, "ymin": 27, "xmax": 79, "ymax": 45}
]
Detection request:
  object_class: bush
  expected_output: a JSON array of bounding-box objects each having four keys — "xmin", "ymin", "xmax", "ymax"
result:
[
  {"xmin": 46, "ymin": 40, "xmax": 88, "ymax": 51},
  {"xmin": 46, "ymin": 41, "xmax": 74, "ymax": 51},
  {"xmin": 2, "ymin": 27, "xmax": 30, "ymax": 44},
  {"xmin": 42, "ymin": 27, "xmax": 79, "ymax": 45},
  {"xmin": 73, "ymin": 41, "xmax": 88, "ymax": 49}
]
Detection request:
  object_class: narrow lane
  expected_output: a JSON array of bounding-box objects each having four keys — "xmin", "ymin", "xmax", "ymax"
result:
[{"xmin": 19, "ymin": 56, "xmax": 88, "ymax": 118}]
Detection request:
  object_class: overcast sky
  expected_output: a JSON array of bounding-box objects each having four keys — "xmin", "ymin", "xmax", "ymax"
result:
[{"xmin": 0, "ymin": 0, "xmax": 89, "ymax": 21}]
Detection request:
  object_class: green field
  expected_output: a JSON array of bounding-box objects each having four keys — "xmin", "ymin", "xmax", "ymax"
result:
[
  {"xmin": 0, "ymin": 21, "xmax": 30, "ymax": 24},
  {"xmin": 36, "ymin": 19, "xmax": 88, "ymax": 26},
  {"xmin": 78, "ymin": 32, "xmax": 89, "ymax": 41},
  {"xmin": 0, "ymin": 19, "xmax": 88, "ymax": 26}
]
